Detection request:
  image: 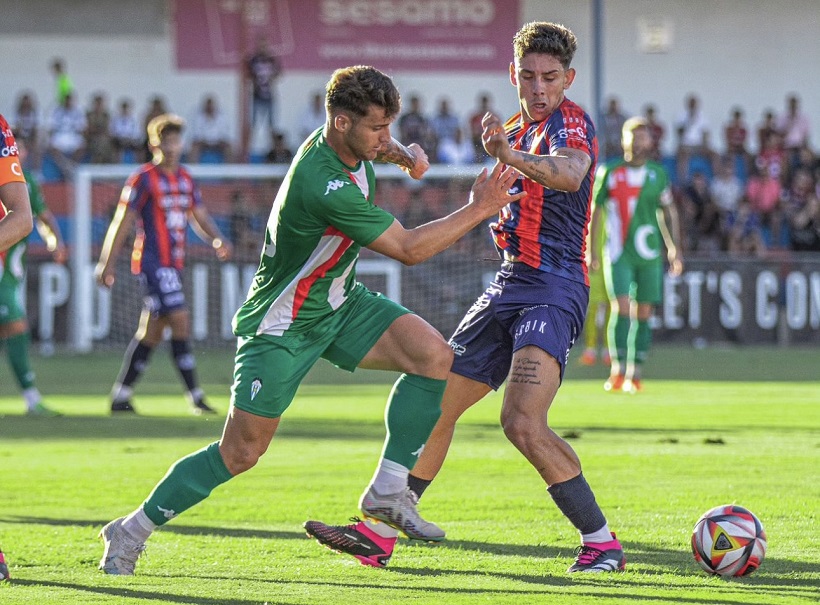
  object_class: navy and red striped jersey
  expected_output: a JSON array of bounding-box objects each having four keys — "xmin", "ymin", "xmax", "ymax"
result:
[
  {"xmin": 491, "ymin": 97, "xmax": 597, "ymax": 286},
  {"xmin": 122, "ymin": 163, "xmax": 202, "ymax": 274}
]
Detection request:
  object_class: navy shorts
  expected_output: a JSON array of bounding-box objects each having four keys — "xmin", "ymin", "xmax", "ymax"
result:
[
  {"xmin": 449, "ymin": 262, "xmax": 588, "ymax": 389},
  {"xmin": 140, "ymin": 266, "xmax": 186, "ymax": 315}
]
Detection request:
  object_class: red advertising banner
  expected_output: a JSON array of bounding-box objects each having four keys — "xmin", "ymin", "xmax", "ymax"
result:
[{"xmin": 173, "ymin": 0, "xmax": 521, "ymax": 72}]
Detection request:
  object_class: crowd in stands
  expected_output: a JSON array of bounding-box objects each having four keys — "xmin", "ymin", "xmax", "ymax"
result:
[{"xmin": 7, "ymin": 73, "xmax": 819, "ymax": 256}]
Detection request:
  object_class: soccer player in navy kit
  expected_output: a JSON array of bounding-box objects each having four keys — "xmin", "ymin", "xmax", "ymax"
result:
[
  {"xmin": 307, "ymin": 21, "xmax": 625, "ymax": 573},
  {"xmin": 96, "ymin": 114, "xmax": 232, "ymax": 415}
]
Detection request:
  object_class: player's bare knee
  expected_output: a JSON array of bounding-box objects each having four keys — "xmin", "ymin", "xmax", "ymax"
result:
[
  {"xmin": 501, "ymin": 413, "xmax": 541, "ymax": 449},
  {"xmin": 419, "ymin": 339, "xmax": 453, "ymax": 380},
  {"xmin": 220, "ymin": 442, "xmax": 265, "ymax": 475}
]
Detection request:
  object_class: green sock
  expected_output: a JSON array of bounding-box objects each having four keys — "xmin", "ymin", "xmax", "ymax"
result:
[
  {"xmin": 382, "ymin": 373, "xmax": 445, "ymax": 469},
  {"xmin": 6, "ymin": 333, "xmax": 35, "ymax": 389},
  {"xmin": 142, "ymin": 442, "xmax": 233, "ymax": 526},
  {"xmin": 611, "ymin": 314, "xmax": 630, "ymax": 371},
  {"xmin": 634, "ymin": 319, "xmax": 652, "ymax": 372}
]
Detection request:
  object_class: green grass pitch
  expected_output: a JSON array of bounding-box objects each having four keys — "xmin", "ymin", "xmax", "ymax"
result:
[{"xmin": 0, "ymin": 347, "xmax": 818, "ymax": 604}]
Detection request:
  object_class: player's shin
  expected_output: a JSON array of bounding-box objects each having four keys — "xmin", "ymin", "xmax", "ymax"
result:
[{"xmin": 141, "ymin": 441, "xmax": 233, "ymax": 527}]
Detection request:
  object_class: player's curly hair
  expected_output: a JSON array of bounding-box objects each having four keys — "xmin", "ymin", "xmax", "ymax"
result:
[
  {"xmin": 325, "ymin": 65, "xmax": 401, "ymax": 120},
  {"xmin": 513, "ymin": 22, "xmax": 577, "ymax": 69}
]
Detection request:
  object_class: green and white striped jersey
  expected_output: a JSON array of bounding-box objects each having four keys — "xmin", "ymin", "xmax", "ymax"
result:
[{"xmin": 232, "ymin": 129, "xmax": 395, "ymax": 338}]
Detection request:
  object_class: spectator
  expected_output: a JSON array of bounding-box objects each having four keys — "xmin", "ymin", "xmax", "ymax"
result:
[
  {"xmin": 430, "ymin": 98, "xmax": 460, "ymax": 149},
  {"xmin": 229, "ymin": 190, "xmax": 259, "ymax": 261},
  {"xmin": 85, "ymin": 93, "xmax": 115, "ymax": 164},
  {"xmin": 189, "ymin": 95, "xmax": 232, "ymax": 163},
  {"xmin": 600, "ymin": 97, "xmax": 627, "ymax": 161},
  {"xmin": 398, "ymin": 95, "xmax": 434, "ymax": 151},
  {"xmin": 681, "ymin": 171, "xmax": 722, "ymax": 253},
  {"xmin": 745, "ymin": 160, "xmax": 784, "ymax": 248},
  {"xmin": 468, "ymin": 93, "xmax": 494, "ymax": 163},
  {"xmin": 675, "ymin": 94, "xmax": 711, "ymax": 182},
  {"xmin": 12, "ymin": 92, "xmax": 40, "ymax": 170},
  {"xmin": 782, "ymin": 168, "xmax": 820, "ymax": 251},
  {"xmin": 110, "ymin": 99, "xmax": 142, "ymax": 162},
  {"xmin": 776, "ymin": 94, "xmax": 811, "ymax": 168},
  {"xmin": 723, "ymin": 107, "xmax": 749, "ymax": 158},
  {"xmin": 245, "ymin": 36, "xmax": 282, "ymax": 142},
  {"xmin": 756, "ymin": 109, "xmax": 778, "ymax": 153},
  {"xmin": 437, "ymin": 127, "xmax": 475, "ymax": 166},
  {"xmin": 51, "ymin": 59, "xmax": 74, "ymax": 105},
  {"xmin": 726, "ymin": 194, "xmax": 766, "ymax": 257},
  {"xmin": 298, "ymin": 92, "xmax": 325, "ymax": 141},
  {"xmin": 47, "ymin": 92, "xmax": 87, "ymax": 176},
  {"xmin": 710, "ymin": 155, "xmax": 744, "ymax": 219},
  {"xmin": 142, "ymin": 95, "xmax": 169, "ymax": 161},
  {"xmin": 643, "ymin": 104, "xmax": 665, "ymax": 161},
  {"xmin": 265, "ymin": 132, "xmax": 293, "ymax": 164}
]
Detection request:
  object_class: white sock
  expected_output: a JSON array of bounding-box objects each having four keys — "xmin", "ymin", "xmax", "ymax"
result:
[
  {"xmin": 111, "ymin": 384, "xmax": 133, "ymax": 404},
  {"xmin": 369, "ymin": 458, "xmax": 408, "ymax": 496},
  {"xmin": 365, "ymin": 518, "xmax": 399, "ymax": 538},
  {"xmin": 582, "ymin": 524, "xmax": 613, "ymax": 544},
  {"xmin": 23, "ymin": 387, "xmax": 41, "ymax": 411},
  {"xmin": 122, "ymin": 508, "xmax": 156, "ymax": 543}
]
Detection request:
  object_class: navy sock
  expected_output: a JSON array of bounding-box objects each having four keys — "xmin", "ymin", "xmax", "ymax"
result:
[{"xmin": 547, "ymin": 473, "xmax": 607, "ymax": 535}]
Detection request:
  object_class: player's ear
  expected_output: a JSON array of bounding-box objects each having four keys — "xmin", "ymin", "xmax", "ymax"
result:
[
  {"xmin": 564, "ymin": 67, "xmax": 576, "ymax": 89},
  {"xmin": 333, "ymin": 113, "xmax": 351, "ymax": 133},
  {"xmin": 509, "ymin": 62, "xmax": 517, "ymax": 86}
]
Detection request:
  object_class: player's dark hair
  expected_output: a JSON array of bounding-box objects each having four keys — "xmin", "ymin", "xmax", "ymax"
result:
[
  {"xmin": 513, "ymin": 22, "xmax": 577, "ymax": 69},
  {"xmin": 325, "ymin": 65, "xmax": 401, "ymax": 120}
]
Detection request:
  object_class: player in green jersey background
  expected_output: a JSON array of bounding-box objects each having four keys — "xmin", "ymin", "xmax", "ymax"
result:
[
  {"xmin": 0, "ymin": 138, "xmax": 66, "ymax": 416},
  {"xmin": 590, "ymin": 117, "xmax": 683, "ymax": 393},
  {"xmin": 98, "ymin": 65, "xmax": 524, "ymax": 575}
]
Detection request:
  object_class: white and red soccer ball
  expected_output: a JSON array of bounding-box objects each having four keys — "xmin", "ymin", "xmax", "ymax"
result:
[{"xmin": 691, "ymin": 504, "xmax": 767, "ymax": 576}]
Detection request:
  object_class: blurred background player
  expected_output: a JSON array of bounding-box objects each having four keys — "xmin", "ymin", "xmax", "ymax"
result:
[
  {"xmin": 0, "ymin": 112, "xmax": 34, "ymax": 582},
  {"xmin": 97, "ymin": 65, "xmax": 523, "ymax": 575},
  {"xmin": 0, "ymin": 138, "xmax": 66, "ymax": 416},
  {"xmin": 307, "ymin": 21, "xmax": 626, "ymax": 575},
  {"xmin": 590, "ymin": 117, "xmax": 683, "ymax": 393},
  {"xmin": 578, "ymin": 226, "xmax": 610, "ymax": 367},
  {"xmin": 95, "ymin": 114, "xmax": 232, "ymax": 415}
]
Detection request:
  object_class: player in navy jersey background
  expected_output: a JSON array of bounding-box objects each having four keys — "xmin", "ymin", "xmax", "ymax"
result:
[
  {"xmin": 308, "ymin": 21, "xmax": 625, "ymax": 574},
  {"xmin": 95, "ymin": 114, "xmax": 232, "ymax": 415}
]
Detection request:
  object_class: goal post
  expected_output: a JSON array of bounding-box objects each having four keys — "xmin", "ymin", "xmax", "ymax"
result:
[{"xmin": 69, "ymin": 163, "xmax": 491, "ymax": 352}]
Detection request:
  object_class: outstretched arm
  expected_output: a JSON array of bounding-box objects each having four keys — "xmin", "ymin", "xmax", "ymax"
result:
[
  {"xmin": 481, "ymin": 112, "xmax": 591, "ymax": 192},
  {"xmin": 376, "ymin": 138, "xmax": 429, "ymax": 180},
  {"xmin": 367, "ymin": 163, "xmax": 524, "ymax": 265},
  {"xmin": 0, "ymin": 182, "xmax": 33, "ymax": 252}
]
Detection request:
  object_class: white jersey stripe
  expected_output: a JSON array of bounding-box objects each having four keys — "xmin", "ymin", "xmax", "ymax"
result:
[{"xmin": 256, "ymin": 233, "xmax": 350, "ymax": 336}]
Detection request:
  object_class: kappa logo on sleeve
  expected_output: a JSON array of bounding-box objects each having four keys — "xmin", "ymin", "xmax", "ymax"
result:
[{"xmin": 325, "ymin": 179, "xmax": 348, "ymax": 195}]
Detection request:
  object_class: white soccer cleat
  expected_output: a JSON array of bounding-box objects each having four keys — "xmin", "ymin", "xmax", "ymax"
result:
[
  {"xmin": 359, "ymin": 486, "xmax": 445, "ymax": 542},
  {"xmin": 98, "ymin": 517, "xmax": 146, "ymax": 575}
]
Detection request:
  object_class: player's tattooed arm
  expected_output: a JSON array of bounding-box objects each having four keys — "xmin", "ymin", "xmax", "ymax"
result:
[
  {"xmin": 507, "ymin": 147, "xmax": 591, "ymax": 192},
  {"xmin": 376, "ymin": 139, "xmax": 429, "ymax": 179}
]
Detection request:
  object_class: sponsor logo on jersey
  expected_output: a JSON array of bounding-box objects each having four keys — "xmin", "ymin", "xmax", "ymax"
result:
[{"xmin": 324, "ymin": 179, "xmax": 348, "ymax": 195}]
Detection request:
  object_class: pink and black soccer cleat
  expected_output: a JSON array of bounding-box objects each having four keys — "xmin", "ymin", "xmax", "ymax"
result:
[{"xmin": 305, "ymin": 517, "xmax": 396, "ymax": 568}]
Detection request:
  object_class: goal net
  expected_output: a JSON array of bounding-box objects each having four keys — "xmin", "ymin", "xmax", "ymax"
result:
[{"xmin": 64, "ymin": 163, "xmax": 500, "ymax": 352}]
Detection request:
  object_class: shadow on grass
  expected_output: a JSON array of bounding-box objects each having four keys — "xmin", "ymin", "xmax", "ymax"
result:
[
  {"xmin": 1, "ymin": 414, "xmax": 811, "ymax": 443},
  {"xmin": 8, "ymin": 580, "xmax": 276, "ymax": 605},
  {"xmin": 6, "ymin": 516, "xmax": 818, "ymax": 588}
]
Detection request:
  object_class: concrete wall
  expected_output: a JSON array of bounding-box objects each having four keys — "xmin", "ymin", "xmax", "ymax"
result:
[{"xmin": 1, "ymin": 0, "xmax": 817, "ymax": 156}]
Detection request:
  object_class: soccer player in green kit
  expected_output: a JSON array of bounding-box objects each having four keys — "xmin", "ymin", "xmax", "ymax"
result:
[
  {"xmin": 590, "ymin": 117, "xmax": 683, "ymax": 393},
  {"xmin": 1, "ymin": 136, "xmax": 66, "ymax": 416},
  {"xmin": 98, "ymin": 65, "xmax": 524, "ymax": 575}
]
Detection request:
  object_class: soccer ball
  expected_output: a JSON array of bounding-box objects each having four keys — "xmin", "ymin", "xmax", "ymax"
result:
[{"xmin": 691, "ymin": 504, "xmax": 767, "ymax": 576}]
